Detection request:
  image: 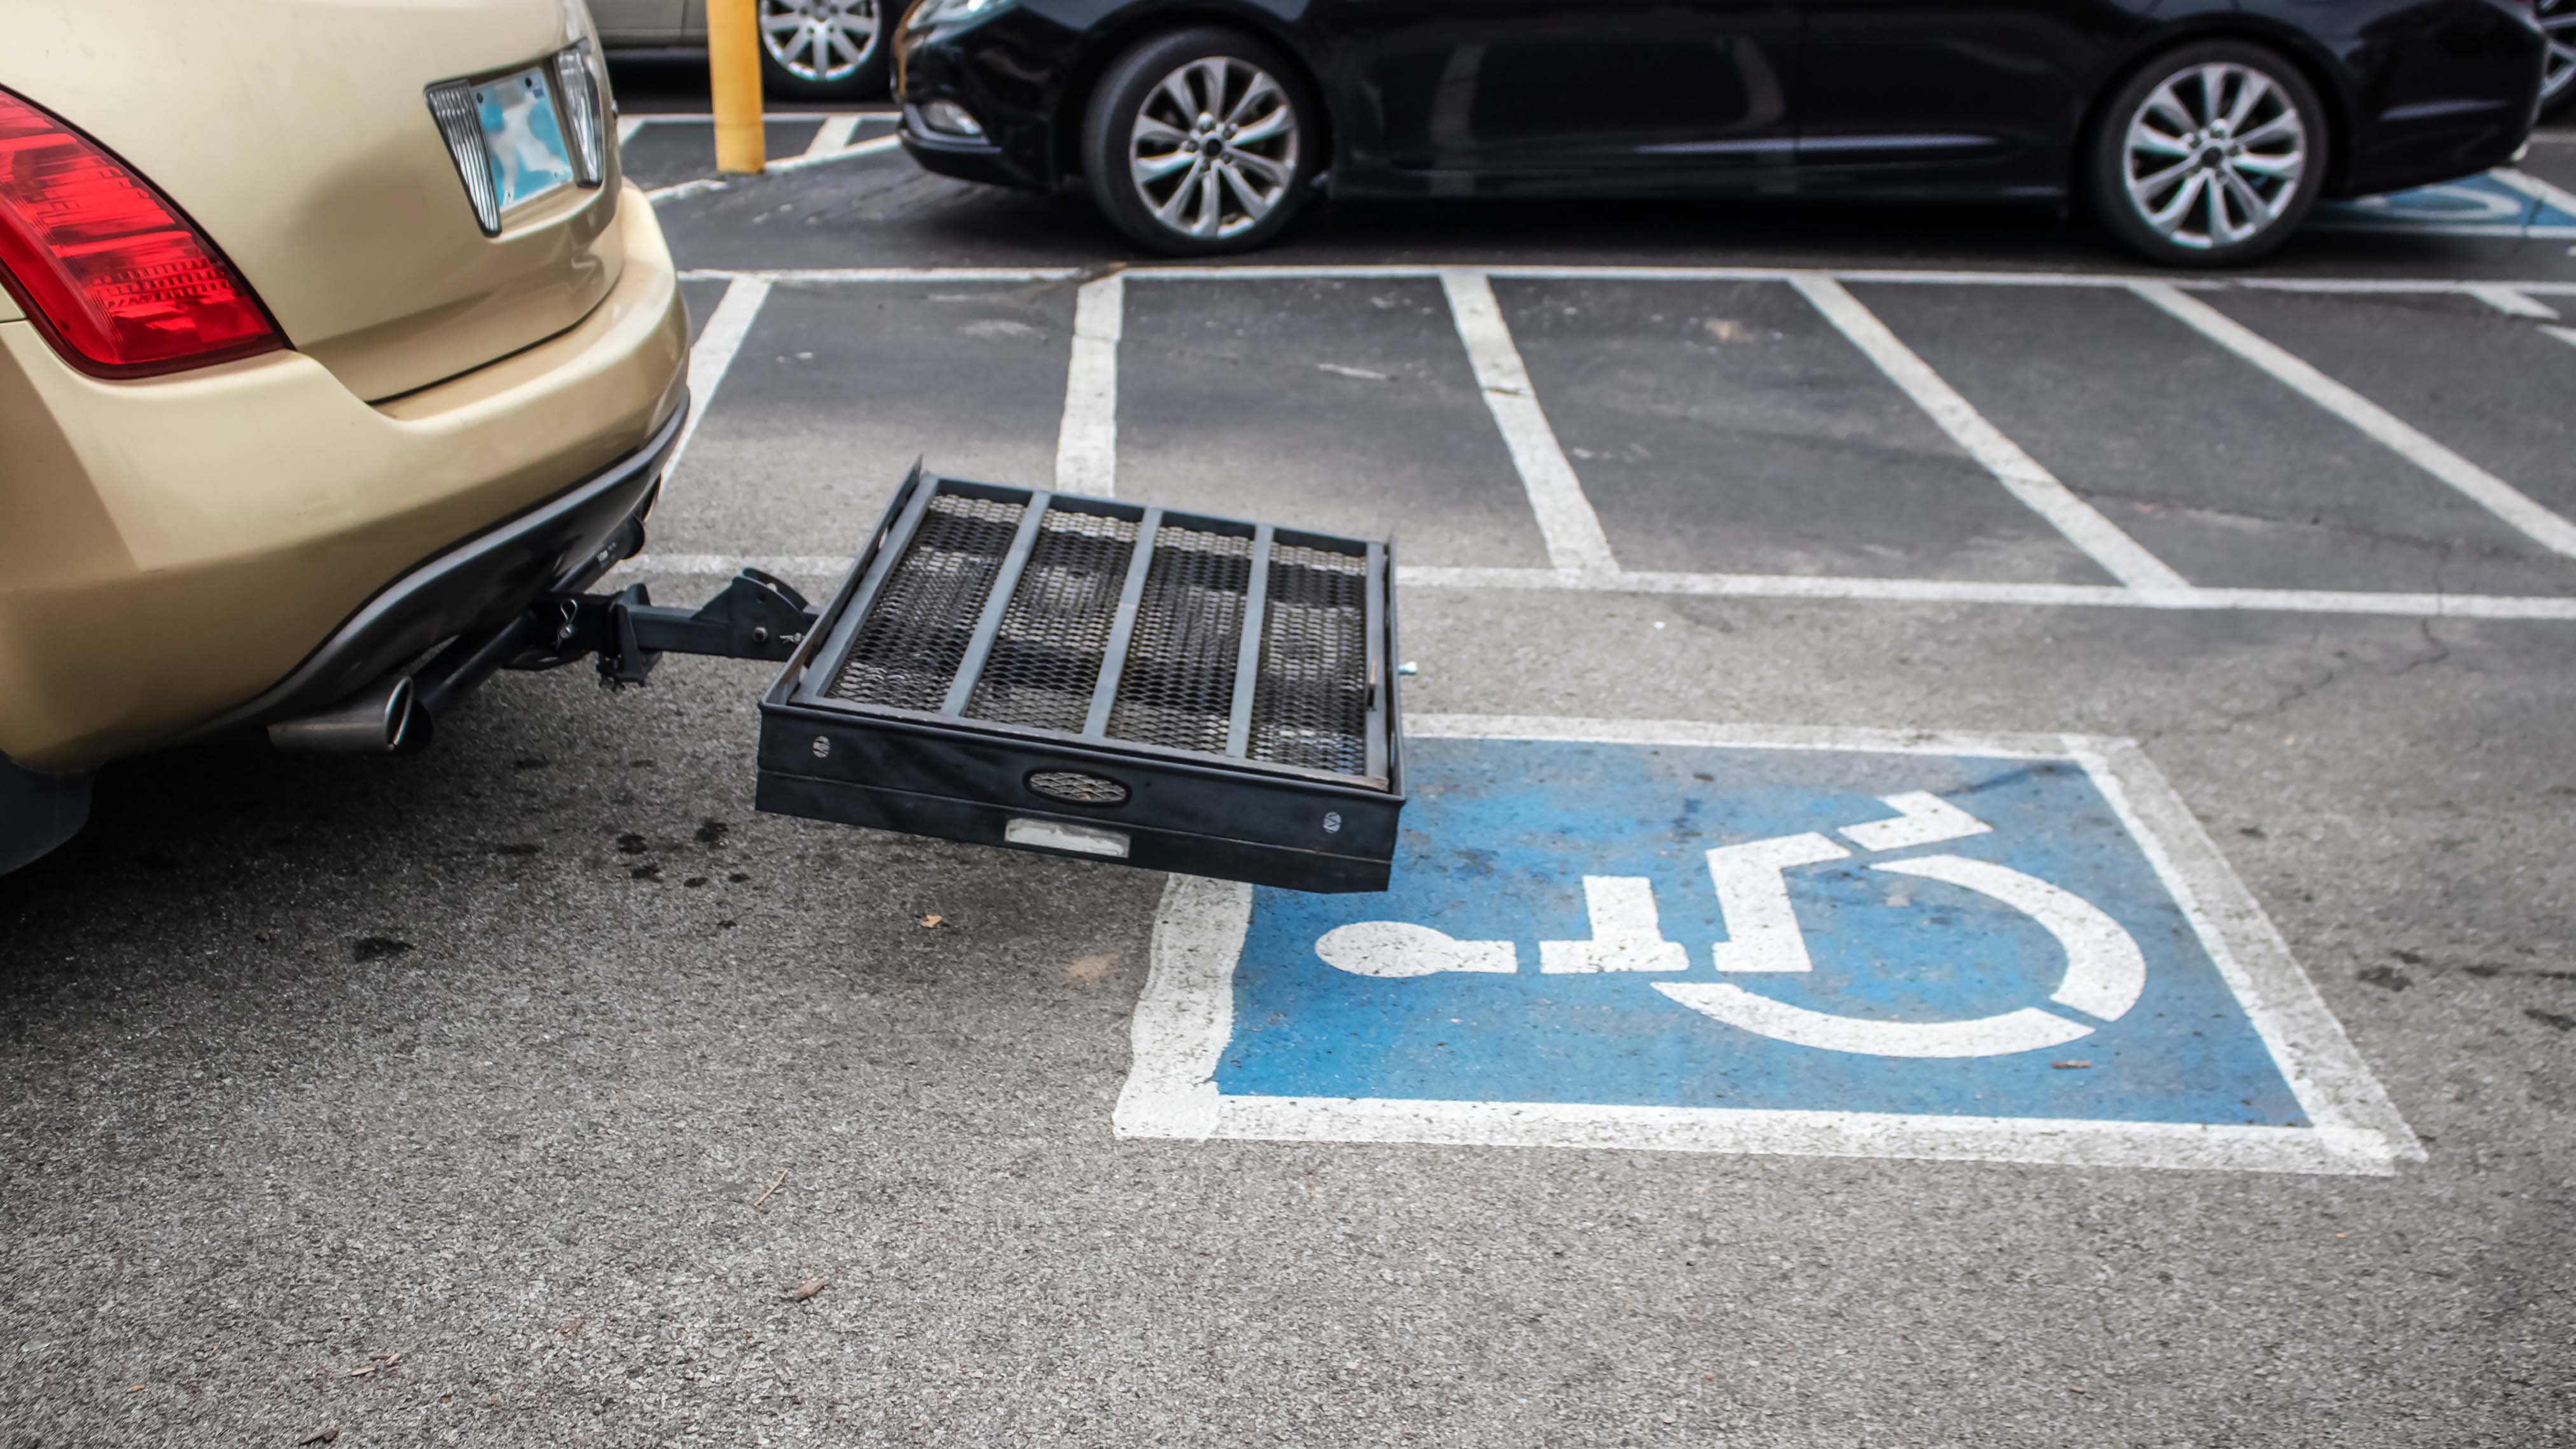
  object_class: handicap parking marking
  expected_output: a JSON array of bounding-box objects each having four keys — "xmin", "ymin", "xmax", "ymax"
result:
[
  {"xmin": 2308, "ymin": 169, "xmax": 2576, "ymax": 238},
  {"xmin": 1117, "ymin": 717, "xmax": 2422, "ymax": 1175}
]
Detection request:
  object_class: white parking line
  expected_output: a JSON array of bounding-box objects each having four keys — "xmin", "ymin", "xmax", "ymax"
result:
[
  {"xmin": 620, "ymin": 555, "xmax": 2576, "ymax": 621},
  {"xmin": 801, "ymin": 113, "xmax": 864, "ymax": 161},
  {"xmin": 2465, "ymin": 284, "xmax": 2561, "ymax": 319},
  {"xmin": 1441, "ymin": 271, "xmax": 1619, "ymax": 575},
  {"xmin": 616, "ymin": 116, "xmax": 644, "ymax": 144},
  {"xmin": 667, "ymin": 277, "xmax": 771, "ymax": 481},
  {"xmin": 2494, "ymin": 167, "xmax": 2576, "ymax": 218},
  {"xmin": 684, "ymin": 267, "xmax": 1084, "ymax": 284},
  {"xmin": 680, "ymin": 263, "xmax": 2576, "ymax": 298},
  {"xmin": 2133, "ymin": 281, "xmax": 2576, "ymax": 561},
  {"xmin": 1790, "ymin": 273, "xmax": 2191, "ymax": 593},
  {"xmin": 1402, "ymin": 567, "xmax": 2576, "ymax": 620},
  {"xmin": 622, "ymin": 109, "xmax": 900, "ymax": 123},
  {"xmin": 2548, "ymin": 324, "xmax": 2576, "ymax": 350},
  {"xmin": 1054, "ymin": 274, "xmax": 1123, "ymax": 497},
  {"xmin": 642, "ymin": 134, "xmax": 903, "ymax": 202}
]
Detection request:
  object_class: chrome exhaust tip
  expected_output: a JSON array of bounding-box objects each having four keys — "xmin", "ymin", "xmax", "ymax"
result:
[{"xmin": 267, "ymin": 676, "xmax": 419, "ymax": 754}]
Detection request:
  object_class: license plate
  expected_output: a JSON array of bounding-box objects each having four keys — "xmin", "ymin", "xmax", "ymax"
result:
[{"xmin": 471, "ymin": 66, "xmax": 576, "ymax": 212}]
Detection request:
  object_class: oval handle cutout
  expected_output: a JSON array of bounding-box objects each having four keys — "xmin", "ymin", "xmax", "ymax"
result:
[{"xmin": 1027, "ymin": 769, "xmax": 1131, "ymax": 807}]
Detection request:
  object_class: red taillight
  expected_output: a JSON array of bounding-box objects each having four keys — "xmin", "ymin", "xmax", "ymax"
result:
[{"xmin": 0, "ymin": 87, "xmax": 282, "ymax": 378}]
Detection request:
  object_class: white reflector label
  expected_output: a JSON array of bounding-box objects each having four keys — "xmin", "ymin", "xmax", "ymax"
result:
[{"xmin": 1005, "ymin": 817, "xmax": 1132, "ymax": 859}]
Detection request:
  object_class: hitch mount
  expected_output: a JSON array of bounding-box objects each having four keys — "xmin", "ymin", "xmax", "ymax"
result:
[{"xmin": 521, "ymin": 568, "xmax": 821, "ymax": 688}]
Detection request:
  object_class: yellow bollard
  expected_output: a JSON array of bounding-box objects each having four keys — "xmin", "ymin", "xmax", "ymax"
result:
[{"xmin": 708, "ymin": 0, "xmax": 766, "ymax": 174}]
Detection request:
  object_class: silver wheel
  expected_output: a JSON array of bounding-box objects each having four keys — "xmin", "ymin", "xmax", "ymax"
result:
[
  {"xmin": 759, "ymin": 0, "xmax": 879, "ymax": 83},
  {"xmin": 2544, "ymin": 0, "xmax": 2576, "ymax": 112},
  {"xmin": 1126, "ymin": 57, "xmax": 1300, "ymax": 240},
  {"xmin": 2121, "ymin": 62, "xmax": 2309, "ymax": 252}
]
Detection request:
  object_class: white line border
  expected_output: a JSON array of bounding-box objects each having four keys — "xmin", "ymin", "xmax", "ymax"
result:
[
  {"xmin": 1053, "ymin": 274, "xmax": 1123, "ymax": 497},
  {"xmin": 1112, "ymin": 715, "xmax": 2421, "ymax": 1175},
  {"xmin": 1790, "ymin": 272, "xmax": 2187, "ymax": 590},
  {"xmin": 678, "ymin": 263, "xmax": 2576, "ymax": 295},
  {"xmin": 665, "ymin": 275, "xmax": 770, "ymax": 481},
  {"xmin": 620, "ymin": 109, "xmax": 901, "ymax": 124},
  {"xmin": 642, "ymin": 131, "xmax": 904, "ymax": 202},
  {"xmin": 1441, "ymin": 270, "xmax": 1619, "ymax": 574},
  {"xmin": 621, "ymin": 555, "xmax": 2576, "ymax": 621},
  {"xmin": 2133, "ymin": 281, "xmax": 2576, "ymax": 559}
]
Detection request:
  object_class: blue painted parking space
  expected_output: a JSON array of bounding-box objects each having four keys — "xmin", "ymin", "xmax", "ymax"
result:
[
  {"xmin": 1119, "ymin": 718, "xmax": 2419, "ymax": 1174},
  {"xmin": 2309, "ymin": 169, "xmax": 2576, "ymax": 237}
]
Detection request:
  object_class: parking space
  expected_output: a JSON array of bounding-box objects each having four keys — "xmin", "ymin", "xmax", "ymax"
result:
[
  {"xmin": 1125, "ymin": 719, "xmax": 2413, "ymax": 1174},
  {"xmin": 2197, "ymin": 287, "xmax": 2576, "ymax": 523},
  {"xmin": 634, "ymin": 263, "xmax": 2576, "ymax": 620},
  {"xmin": 1493, "ymin": 278, "xmax": 2107, "ymax": 582},
  {"xmin": 8, "ymin": 99, "xmax": 2576, "ymax": 1446},
  {"xmin": 662, "ymin": 280, "xmax": 1075, "ymax": 557},
  {"xmin": 615, "ymin": 111, "xmax": 899, "ymax": 198},
  {"xmin": 1118, "ymin": 277, "xmax": 1555, "ymax": 567},
  {"xmin": 1857, "ymin": 282, "xmax": 2576, "ymax": 597}
]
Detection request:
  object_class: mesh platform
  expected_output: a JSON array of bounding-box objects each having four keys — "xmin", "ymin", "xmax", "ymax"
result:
[
  {"xmin": 758, "ymin": 468, "xmax": 1402, "ymax": 894},
  {"xmin": 810, "ymin": 477, "xmax": 1389, "ymax": 788}
]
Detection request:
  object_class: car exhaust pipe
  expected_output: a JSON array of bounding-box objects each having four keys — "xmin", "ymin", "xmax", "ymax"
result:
[{"xmin": 267, "ymin": 675, "xmax": 421, "ymax": 754}]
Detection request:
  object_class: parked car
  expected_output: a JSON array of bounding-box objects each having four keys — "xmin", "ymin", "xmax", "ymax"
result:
[
  {"xmin": 894, "ymin": 0, "xmax": 2553, "ymax": 263},
  {"xmin": 595, "ymin": 0, "xmax": 890, "ymax": 100},
  {"xmin": 0, "ymin": 0, "xmax": 691, "ymax": 873}
]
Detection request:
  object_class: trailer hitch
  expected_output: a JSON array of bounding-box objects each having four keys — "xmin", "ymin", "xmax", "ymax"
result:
[{"xmin": 520, "ymin": 569, "xmax": 820, "ymax": 689}]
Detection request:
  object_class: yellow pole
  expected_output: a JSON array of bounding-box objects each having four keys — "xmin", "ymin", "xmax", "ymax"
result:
[{"xmin": 708, "ymin": 0, "xmax": 766, "ymax": 174}]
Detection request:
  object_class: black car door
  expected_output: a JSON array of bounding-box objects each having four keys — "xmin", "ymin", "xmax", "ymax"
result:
[
  {"xmin": 1788, "ymin": 0, "xmax": 2147, "ymax": 192},
  {"xmin": 1324, "ymin": 0, "xmax": 1801, "ymax": 187}
]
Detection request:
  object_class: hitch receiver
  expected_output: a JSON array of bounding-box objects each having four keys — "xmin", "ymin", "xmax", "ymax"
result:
[{"xmin": 521, "ymin": 569, "xmax": 821, "ymax": 687}]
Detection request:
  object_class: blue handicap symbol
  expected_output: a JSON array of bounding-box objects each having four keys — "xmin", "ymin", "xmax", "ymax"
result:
[
  {"xmin": 2310, "ymin": 170, "xmax": 2576, "ymax": 235},
  {"xmin": 1214, "ymin": 733, "xmax": 2308, "ymax": 1128}
]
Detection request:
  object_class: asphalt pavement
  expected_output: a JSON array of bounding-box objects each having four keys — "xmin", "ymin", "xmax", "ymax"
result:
[{"xmin": 3, "ymin": 75, "xmax": 2573, "ymax": 1448}]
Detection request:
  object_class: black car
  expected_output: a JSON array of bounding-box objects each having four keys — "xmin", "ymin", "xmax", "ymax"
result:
[{"xmin": 893, "ymin": 0, "xmax": 2552, "ymax": 263}]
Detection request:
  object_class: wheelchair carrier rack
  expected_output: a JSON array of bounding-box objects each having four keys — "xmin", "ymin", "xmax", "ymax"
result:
[{"xmin": 743, "ymin": 466, "xmax": 1404, "ymax": 892}]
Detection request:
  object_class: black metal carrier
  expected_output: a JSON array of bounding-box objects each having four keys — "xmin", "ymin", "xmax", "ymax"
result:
[{"xmin": 752, "ymin": 466, "xmax": 1404, "ymax": 892}]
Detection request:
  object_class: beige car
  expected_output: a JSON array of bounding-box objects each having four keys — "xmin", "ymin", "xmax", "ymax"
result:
[{"xmin": 0, "ymin": 0, "xmax": 691, "ymax": 872}]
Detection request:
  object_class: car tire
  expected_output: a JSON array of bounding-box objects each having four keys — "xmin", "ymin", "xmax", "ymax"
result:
[
  {"xmin": 2542, "ymin": 0, "xmax": 2576, "ymax": 120},
  {"xmin": 755, "ymin": 0, "xmax": 890, "ymax": 101},
  {"xmin": 1081, "ymin": 27, "xmax": 1318, "ymax": 256},
  {"xmin": 2087, "ymin": 41, "xmax": 2327, "ymax": 268}
]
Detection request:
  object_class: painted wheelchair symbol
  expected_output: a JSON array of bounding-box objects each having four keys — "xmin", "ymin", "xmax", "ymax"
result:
[{"xmin": 1315, "ymin": 790, "xmax": 2145, "ymax": 1060}]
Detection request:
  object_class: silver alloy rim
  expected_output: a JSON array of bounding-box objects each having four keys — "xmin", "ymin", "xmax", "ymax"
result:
[
  {"xmin": 2122, "ymin": 62, "xmax": 2308, "ymax": 251},
  {"xmin": 2544, "ymin": 0, "xmax": 2575, "ymax": 109},
  {"xmin": 759, "ymin": 0, "xmax": 878, "ymax": 83},
  {"xmin": 1127, "ymin": 57, "xmax": 1299, "ymax": 240}
]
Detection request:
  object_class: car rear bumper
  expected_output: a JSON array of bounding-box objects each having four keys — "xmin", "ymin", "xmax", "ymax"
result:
[
  {"xmin": 183, "ymin": 400, "xmax": 683, "ymax": 748},
  {"xmin": 0, "ymin": 184, "xmax": 690, "ymax": 773}
]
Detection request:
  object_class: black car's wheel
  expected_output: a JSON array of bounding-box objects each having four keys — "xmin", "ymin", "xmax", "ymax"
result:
[
  {"xmin": 1081, "ymin": 27, "xmax": 1317, "ymax": 256},
  {"xmin": 756, "ymin": 0, "xmax": 889, "ymax": 101},
  {"xmin": 2088, "ymin": 42, "xmax": 2327, "ymax": 268},
  {"xmin": 2542, "ymin": 0, "xmax": 2576, "ymax": 119}
]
